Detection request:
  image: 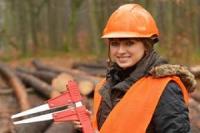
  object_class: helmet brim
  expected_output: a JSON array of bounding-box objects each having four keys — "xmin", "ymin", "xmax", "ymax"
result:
[{"xmin": 101, "ymin": 32, "xmax": 158, "ymax": 39}]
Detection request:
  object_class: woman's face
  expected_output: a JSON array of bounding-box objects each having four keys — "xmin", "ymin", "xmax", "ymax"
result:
[{"xmin": 109, "ymin": 38, "xmax": 146, "ymax": 69}]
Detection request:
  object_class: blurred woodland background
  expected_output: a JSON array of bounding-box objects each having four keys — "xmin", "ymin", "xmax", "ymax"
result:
[
  {"xmin": 0, "ymin": 1, "xmax": 200, "ymax": 133},
  {"xmin": 0, "ymin": 0, "xmax": 199, "ymax": 64}
]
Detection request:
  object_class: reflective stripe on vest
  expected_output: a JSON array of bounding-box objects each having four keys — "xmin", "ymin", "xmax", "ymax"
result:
[{"xmin": 92, "ymin": 76, "xmax": 189, "ymax": 133}]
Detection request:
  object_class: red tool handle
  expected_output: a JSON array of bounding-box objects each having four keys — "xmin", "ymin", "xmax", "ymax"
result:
[
  {"xmin": 50, "ymin": 80, "xmax": 94, "ymax": 133},
  {"xmin": 68, "ymin": 81, "xmax": 83, "ymax": 102},
  {"xmin": 76, "ymin": 106, "xmax": 94, "ymax": 133},
  {"xmin": 53, "ymin": 106, "xmax": 94, "ymax": 133},
  {"xmin": 48, "ymin": 92, "xmax": 72, "ymax": 108},
  {"xmin": 53, "ymin": 108, "xmax": 79, "ymax": 122},
  {"xmin": 47, "ymin": 80, "xmax": 82, "ymax": 108}
]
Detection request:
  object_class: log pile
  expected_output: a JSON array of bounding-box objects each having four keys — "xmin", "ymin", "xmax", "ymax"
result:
[
  {"xmin": 0, "ymin": 60, "xmax": 200, "ymax": 133},
  {"xmin": 0, "ymin": 60, "xmax": 102, "ymax": 133},
  {"xmin": 0, "ymin": 62, "xmax": 30, "ymax": 111}
]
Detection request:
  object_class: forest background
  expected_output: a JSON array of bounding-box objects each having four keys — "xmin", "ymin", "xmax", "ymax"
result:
[{"xmin": 0, "ymin": 0, "xmax": 199, "ymax": 65}]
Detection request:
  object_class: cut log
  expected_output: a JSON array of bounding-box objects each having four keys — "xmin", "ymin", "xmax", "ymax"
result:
[
  {"xmin": 32, "ymin": 60, "xmax": 68, "ymax": 74},
  {"xmin": 72, "ymin": 62, "xmax": 106, "ymax": 77},
  {"xmin": 44, "ymin": 122, "xmax": 74, "ymax": 133},
  {"xmin": 189, "ymin": 98, "xmax": 200, "ymax": 130},
  {"xmin": 51, "ymin": 73, "xmax": 74, "ymax": 93},
  {"xmin": 33, "ymin": 70, "xmax": 57, "ymax": 84},
  {"xmin": 189, "ymin": 98, "xmax": 200, "ymax": 113},
  {"xmin": 51, "ymin": 73, "xmax": 94, "ymax": 97},
  {"xmin": 13, "ymin": 119, "xmax": 52, "ymax": 133},
  {"xmin": 51, "ymin": 73, "xmax": 74, "ymax": 98},
  {"xmin": 78, "ymin": 80, "xmax": 94, "ymax": 96},
  {"xmin": 0, "ymin": 87, "xmax": 33, "ymax": 95},
  {"xmin": 190, "ymin": 66, "xmax": 200, "ymax": 78},
  {"xmin": 73, "ymin": 62, "xmax": 107, "ymax": 69},
  {"xmin": 0, "ymin": 119, "xmax": 13, "ymax": 133},
  {"xmin": 73, "ymin": 65, "xmax": 106, "ymax": 77},
  {"xmin": 16, "ymin": 67, "xmax": 57, "ymax": 84},
  {"xmin": 190, "ymin": 92, "xmax": 200, "ymax": 103},
  {"xmin": 190, "ymin": 107, "xmax": 200, "ymax": 132},
  {"xmin": 0, "ymin": 62, "xmax": 30, "ymax": 111},
  {"xmin": 12, "ymin": 93, "xmax": 52, "ymax": 133},
  {"xmin": 15, "ymin": 71, "xmax": 52, "ymax": 98},
  {"xmin": 32, "ymin": 60, "xmax": 102, "ymax": 85}
]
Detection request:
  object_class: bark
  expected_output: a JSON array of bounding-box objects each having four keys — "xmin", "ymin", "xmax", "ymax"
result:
[
  {"xmin": 32, "ymin": 60, "xmax": 101, "ymax": 84},
  {"xmin": 0, "ymin": 87, "xmax": 33, "ymax": 95},
  {"xmin": 189, "ymin": 98, "xmax": 200, "ymax": 113},
  {"xmin": 16, "ymin": 67, "xmax": 57, "ymax": 84},
  {"xmin": 13, "ymin": 94, "xmax": 52, "ymax": 133},
  {"xmin": 65, "ymin": 0, "xmax": 83, "ymax": 51},
  {"xmin": 189, "ymin": 66, "xmax": 200, "ymax": 78},
  {"xmin": 16, "ymin": 0, "xmax": 29, "ymax": 55},
  {"xmin": 72, "ymin": 61, "xmax": 106, "ymax": 77},
  {"xmin": 47, "ymin": 0, "xmax": 59, "ymax": 50},
  {"xmin": 44, "ymin": 122, "xmax": 74, "ymax": 133},
  {"xmin": 190, "ymin": 92, "xmax": 200, "ymax": 103},
  {"xmin": 15, "ymin": 71, "xmax": 52, "ymax": 99},
  {"xmin": 0, "ymin": 62, "xmax": 30, "ymax": 111},
  {"xmin": 73, "ymin": 66, "xmax": 105, "ymax": 77},
  {"xmin": 72, "ymin": 62, "xmax": 106, "ymax": 69},
  {"xmin": 189, "ymin": 98, "xmax": 200, "ymax": 131},
  {"xmin": 87, "ymin": 0, "xmax": 101, "ymax": 55},
  {"xmin": 13, "ymin": 121, "xmax": 51, "ymax": 133}
]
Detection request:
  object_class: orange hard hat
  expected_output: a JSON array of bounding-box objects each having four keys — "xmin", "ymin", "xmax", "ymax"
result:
[{"xmin": 102, "ymin": 4, "xmax": 159, "ymax": 39}]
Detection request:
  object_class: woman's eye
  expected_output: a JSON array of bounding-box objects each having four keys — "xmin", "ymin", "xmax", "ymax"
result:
[
  {"xmin": 126, "ymin": 41, "xmax": 134, "ymax": 46},
  {"xmin": 110, "ymin": 42, "xmax": 119, "ymax": 47}
]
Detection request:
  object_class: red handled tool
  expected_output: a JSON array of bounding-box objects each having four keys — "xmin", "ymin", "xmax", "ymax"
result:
[{"xmin": 11, "ymin": 80, "xmax": 94, "ymax": 133}]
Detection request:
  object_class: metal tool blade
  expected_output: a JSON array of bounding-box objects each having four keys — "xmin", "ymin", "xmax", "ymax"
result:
[
  {"xmin": 11, "ymin": 104, "xmax": 49, "ymax": 119},
  {"xmin": 13, "ymin": 112, "xmax": 53, "ymax": 125}
]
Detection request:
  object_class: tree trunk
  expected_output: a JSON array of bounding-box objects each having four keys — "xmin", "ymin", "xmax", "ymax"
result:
[{"xmin": 87, "ymin": 0, "xmax": 101, "ymax": 55}]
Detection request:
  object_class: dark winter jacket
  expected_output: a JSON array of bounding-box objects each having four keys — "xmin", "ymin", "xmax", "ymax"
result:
[
  {"xmin": 96, "ymin": 51, "xmax": 196, "ymax": 133},
  {"xmin": 146, "ymin": 81, "xmax": 190, "ymax": 133}
]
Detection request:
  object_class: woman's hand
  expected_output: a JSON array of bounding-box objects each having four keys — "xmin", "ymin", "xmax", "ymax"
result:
[
  {"xmin": 73, "ymin": 120, "xmax": 83, "ymax": 130},
  {"xmin": 73, "ymin": 110, "xmax": 92, "ymax": 130}
]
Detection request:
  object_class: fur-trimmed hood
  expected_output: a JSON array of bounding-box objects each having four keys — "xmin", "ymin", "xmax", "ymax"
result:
[{"xmin": 149, "ymin": 64, "xmax": 197, "ymax": 93}]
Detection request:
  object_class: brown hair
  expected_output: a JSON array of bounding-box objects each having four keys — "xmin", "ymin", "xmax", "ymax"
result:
[{"xmin": 140, "ymin": 38, "xmax": 154, "ymax": 53}]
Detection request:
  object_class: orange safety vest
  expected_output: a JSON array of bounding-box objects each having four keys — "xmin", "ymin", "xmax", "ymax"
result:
[{"xmin": 92, "ymin": 76, "xmax": 189, "ymax": 133}]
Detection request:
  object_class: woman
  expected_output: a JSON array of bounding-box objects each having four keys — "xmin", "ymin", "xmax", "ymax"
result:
[{"xmin": 76, "ymin": 3, "xmax": 196, "ymax": 133}]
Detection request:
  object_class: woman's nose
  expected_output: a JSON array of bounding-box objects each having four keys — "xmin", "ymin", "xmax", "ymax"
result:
[{"xmin": 118, "ymin": 44, "xmax": 126, "ymax": 53}]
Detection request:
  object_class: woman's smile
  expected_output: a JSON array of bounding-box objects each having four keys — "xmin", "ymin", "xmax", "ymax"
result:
[
  {"xmin": 109, "ymin": 38, "xmax": 145, "ymax": 69},
  {"xmin": 117, "ymin": 56, "xmax": 131, "ymax": 62}
]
